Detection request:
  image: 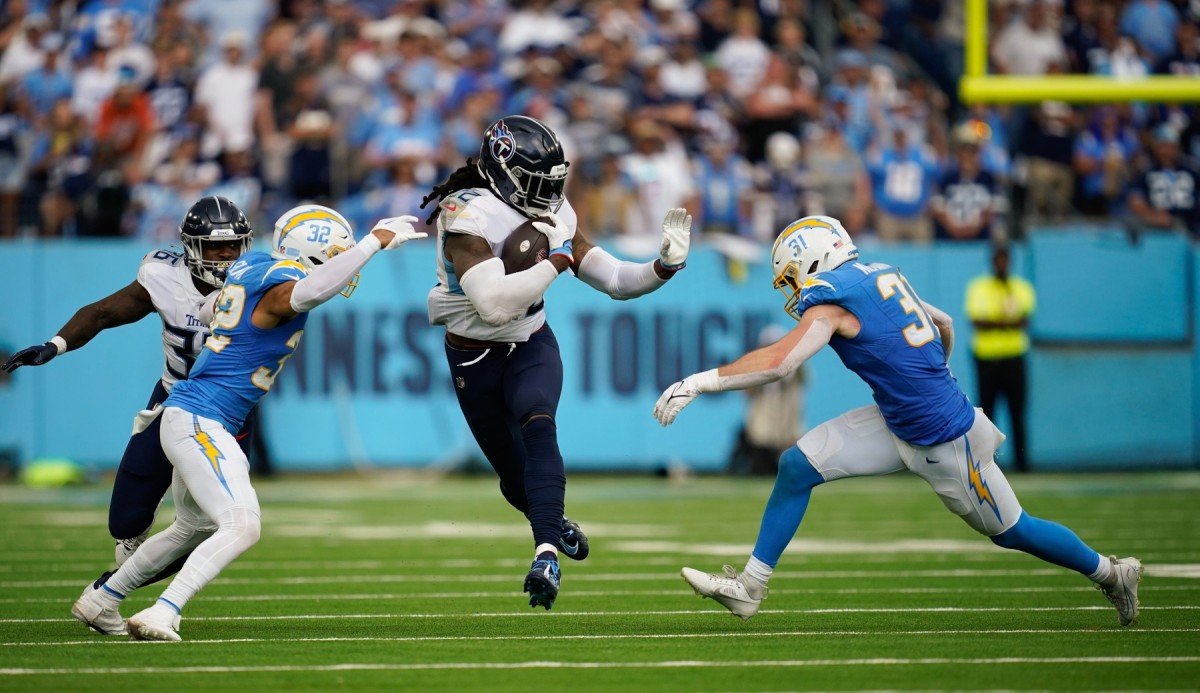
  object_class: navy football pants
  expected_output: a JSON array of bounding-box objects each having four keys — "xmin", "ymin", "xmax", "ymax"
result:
[
  {"xmin": 108, "ymin": 380, "xmax": 255, "ymax": 585},
  {"xmin": 445, "ymin": 326, "xmax": 566, "ymax": 551}
]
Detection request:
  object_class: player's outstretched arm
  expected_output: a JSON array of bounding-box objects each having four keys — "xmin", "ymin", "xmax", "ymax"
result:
[
  {"xmin": 573, "ymin": 208, "xmax": 691, "ymax": 300},
  {"xmin": 255, "ymin": 217, "xmax": 426, "ymax": 328},
  {"xmin": 921, "ymin": 301, "xmax": 955, "ymax": 359},
  {"xmin": 653, "ymin": 305, "xmax": 850, "ymax": 426},
  {"xmin": 448, "ymin": 225, "xmax": 572, "ymax": 326},
  {"xmin": 2, "ymin": 280, "xmax": 155, "ymax": 373}
]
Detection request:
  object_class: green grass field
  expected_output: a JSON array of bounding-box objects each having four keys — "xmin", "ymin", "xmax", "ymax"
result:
[{"xmin": 2, "ymin": 471, "xmax": 1198, "ymax": 691}]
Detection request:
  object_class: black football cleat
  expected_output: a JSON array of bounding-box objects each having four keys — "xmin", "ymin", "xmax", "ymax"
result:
[
  {"xmin": 524, "ymin": 557, "xmax": 561, "ymax": 610},
  {"xmin": 559, "ymin": 517, "xmax": 589, "ymax": 561}
]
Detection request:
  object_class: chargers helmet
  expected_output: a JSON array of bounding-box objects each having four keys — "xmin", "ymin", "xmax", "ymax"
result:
[
  {"xmin": 477, "ymin": 115, "xmax": 569, "ymax": 217},
  {"xmin": 272, "ymin": 204, "xmax": 360, "ymax": 297},
  {"xmin": 179, "ymin": 196, "xmax": 254, "ymax": 287},
  {"xmin": 771, "ymin": 215, "xmax": 858, "ymax": 320}
]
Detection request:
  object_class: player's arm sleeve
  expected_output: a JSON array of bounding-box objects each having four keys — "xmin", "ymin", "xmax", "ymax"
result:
[
  {"xmin": 458, "ymin": 257, "xmax": 561, "ymax": 326},
  {"xmin": 921, "ymin": 301, "xmax": 955, "ymax": 359},
  {"xmin": 698, "ymin": 316, "xmax": 835, "ymax": 392},
  {"xmin": 287, "ymin": 234, "xmax": 383, "ymax": 313},
  {"xmin": 575, "ymin": 246, "xmax": 665, "ymax": 300}
]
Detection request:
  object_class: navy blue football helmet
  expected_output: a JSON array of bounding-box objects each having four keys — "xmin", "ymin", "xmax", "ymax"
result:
[
  {"xmin": 179, "ymin": 196, "xmax": 253, "ymax": 286},
  {"xmin": 477, "ymin": 115, "xmax": 569, "ymax": 217}
]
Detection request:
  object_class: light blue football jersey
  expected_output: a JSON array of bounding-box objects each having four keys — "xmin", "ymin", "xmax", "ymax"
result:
[
  {"xmin": 799, "ymin": 261, "xmax": 975, "ymax": 446},
  {"xmin": 165, "ymin": 251, "xmax": 309, "ymax": 432}
]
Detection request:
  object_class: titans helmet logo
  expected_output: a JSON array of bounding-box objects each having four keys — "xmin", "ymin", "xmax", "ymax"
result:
[{"xmin": 489, "ymin": 121, "xmax": 516, "ymax": 163}]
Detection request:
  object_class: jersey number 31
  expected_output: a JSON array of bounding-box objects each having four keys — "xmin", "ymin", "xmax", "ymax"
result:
[{"xmin": 876, "ymin": 273, "xmax": 935, "ymax": 347}]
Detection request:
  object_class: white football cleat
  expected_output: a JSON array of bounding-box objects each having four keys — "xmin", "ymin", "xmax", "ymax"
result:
[
  {"xmin": 126, "ymin": 603, "xmax": 182, "ymax": 642},
  {"xmin": 681, "ymin": 565, "xmax": 766, "ymax": 621},
  {"xmin": 72, "ymin": 581, "xmax": 127, "ymax": 636},
  {"xmin": 1096, "ymin": 555, "xmax": 1143, "ymax": 627}
]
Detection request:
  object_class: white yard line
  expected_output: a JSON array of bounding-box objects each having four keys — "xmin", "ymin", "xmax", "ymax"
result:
[
  {"xmin": 2, "ymin": 605, "xmax": 1197, "ymax": 625},
  {"xmin": 4, "ymin": 628, "xmax": 1200, "ymax": 648},
  {"xmin": 3, "ymin": 657, "xmax": 1200, "ymax": 675}
]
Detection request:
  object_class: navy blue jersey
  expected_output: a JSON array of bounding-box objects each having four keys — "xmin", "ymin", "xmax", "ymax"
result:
[
  {"xmin": 799, "ymin": 261, "xmax": 975, "ymax": 445},
  {"xmin": 1131, "ymin": 163, "xmax": 1200, "ymax": 235},
  {"xmin": 932, "ymin": 169, "xmax": 1000, "ymax": 239},
  {"xmin": 165, "ymin": 252, "xmax": 309, "ymax": 432}
]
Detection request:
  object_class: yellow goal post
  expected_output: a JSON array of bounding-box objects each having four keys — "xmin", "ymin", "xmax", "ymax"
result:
[{"xmin": 959, "ymin": 0, "xmax": 1200, "ymax": 104}]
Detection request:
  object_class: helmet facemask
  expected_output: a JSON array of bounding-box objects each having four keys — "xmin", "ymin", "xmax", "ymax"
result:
[
  {"xmin": 183, "ymin": 232, "xmax": 253, "ymax": 287},
  {"xmin": 494, "ymin": 160, "xmax": 568, "ymax": 217}
]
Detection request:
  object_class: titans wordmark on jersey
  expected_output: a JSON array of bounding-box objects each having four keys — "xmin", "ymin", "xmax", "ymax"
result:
[
  {"xmin": 799, "ymin": 261, "xmax": 975, "ymax": 446},
  {"xmin": 137, "ymin": 248, "xmax": 220, "ymax": 390},
  {"xmin": 164, "ymin": 251, "xmax": 309, "ymax": 433}
]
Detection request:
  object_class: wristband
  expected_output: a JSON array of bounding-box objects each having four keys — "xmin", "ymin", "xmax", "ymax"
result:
[
  {"xmin": 549, "ymin": 239, "xmax": 574, "ymax": 264},
  {"xmin": 50, "ymin": 336, "xmax": 68, "ymax": 355},
  {"xmin": 658, "ymin": 258, "xmax": 686, "ymax": 272},
  {"xmin": 691, "ymin": 368, "xmax": 720, "ymax": 393}
]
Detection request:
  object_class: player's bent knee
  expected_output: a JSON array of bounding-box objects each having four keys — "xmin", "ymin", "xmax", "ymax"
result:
[
  {"xmin": 777, "ymin": 447, "xmax": 825, "ymax": 493},
  {"xmin": 989, "ymin": 511, "xmax": 1031, "ymax": 549},
  {"xmin": 520, "ymin": 412, "xmax": 555, "ymax": 428}
]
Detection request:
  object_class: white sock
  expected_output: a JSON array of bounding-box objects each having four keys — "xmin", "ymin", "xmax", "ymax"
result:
[
  {"xmin": 743, "ymin": 556, "xmax": 773, "ymax": 587},
  {"xmin": 535, "ymin": 543, "xmax": 558, "ymax": 559},
  {"xmin": 1088, "ymin": 555, "xmax": 1114, "ymax": 585}
]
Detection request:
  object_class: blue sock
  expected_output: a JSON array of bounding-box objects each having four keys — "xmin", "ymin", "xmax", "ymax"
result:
[
  {"xmin": 750, "ymin": 447, "xmax": 825, "ymax": 567},
  {"xmin": 991, "ymin": 510, "xmax": 1102, "ymax": 575}
]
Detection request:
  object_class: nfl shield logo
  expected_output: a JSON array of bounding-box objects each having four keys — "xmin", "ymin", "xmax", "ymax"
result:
[{"xmin": 455, "ymin": 376, "xmax": 466, "ymax": 389}]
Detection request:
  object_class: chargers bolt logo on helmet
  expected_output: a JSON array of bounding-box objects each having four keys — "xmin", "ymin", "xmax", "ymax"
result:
[
  {"xmin": 272, "ymin": 204, "xmax": 361, "ymax": 298},
  {"xmin": 770, "ymin": 215, "xmax": 859, "ymax": 320}
]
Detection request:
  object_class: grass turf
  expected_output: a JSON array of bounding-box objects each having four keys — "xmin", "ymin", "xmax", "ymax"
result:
[{"xmin": 1, "ymin": 471, "xmax": 1198, "ymax": 691}]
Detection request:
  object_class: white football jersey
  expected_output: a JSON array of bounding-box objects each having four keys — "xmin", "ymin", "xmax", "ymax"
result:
[
  {"xmin": 427, "ymin": 187, "xmax": 577, "ymax": 342},
  {"xmin": 136, "ymin": 248, "xmax": 219, "ymax": 391}
]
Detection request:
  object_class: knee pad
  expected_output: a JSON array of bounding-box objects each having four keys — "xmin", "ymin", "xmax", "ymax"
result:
[
  {"xmin": 217, "ymin": 507, "xmax": 262, "ymax": 550},
  {"xmin": 520, "ymin": 412, "xmax": 555, "ymax": 429}
]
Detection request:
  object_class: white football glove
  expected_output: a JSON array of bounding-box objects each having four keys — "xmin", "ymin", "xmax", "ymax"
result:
[
  {"xmin": 659, "ymin": 207, "xmax": 692, "ymax": 270},
  {"xmin": 531, "ymin": 213, "xmax": 575, "ymax": 253},
  {"xmin": 372, "ymin": 215, "xmax": 427, "ymax": 249},
  {"xmin": 652, "ymin": 370, "xmax": 718, "ymax": 426}
]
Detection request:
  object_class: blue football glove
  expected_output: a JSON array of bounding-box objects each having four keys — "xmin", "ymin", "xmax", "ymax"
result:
[{"xmin": 3, "ymin": 342, "xmax": 60, "ymax": 373}]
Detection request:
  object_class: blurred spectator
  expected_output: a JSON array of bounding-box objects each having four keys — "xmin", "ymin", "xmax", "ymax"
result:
[
  {"xmin": 96, "ymin": 66, "xmax": 153, "ymax": 169},
  {"xmin": 284, "ymin": 72, "xmax": 335, "ymax": 202},
  {"xmin": 76, "ymin": 142, "xmax": 131, "ymax": 236},
  {"xmin": 71, "ymin": 47, "xmax": 118, "ymax": 126},
  {"xmin": 1120, "ymin": 0, "xmax": 1181, "ymax": 64},
  {"xmin": 1064, "ymin": 0, "xmax": 1102, "ymax": 72},
  {"xmin": 1018, "ymin": 100, "xmax": 1078, "ymax": 222},
  {"xmin": 1073, "ymin": 107, "xmax": 1139, "ymax": 217},
  {"xmin": 108, "ymin": 14, "xmax": 155, "ymax": 86},
  {"xmin": 741, "ymin": 55, "xmax": 814, "ymax": 163},
  {"xmin": 619, "ymin": 119, "xmax": 696, "ymax": 237},
  {"xmin": 1128, "ymin": 124, "xmax": 1200, "ymax": 238},
  {"xmin": 965, "ymin": 245, "xmax": 1036, "ymax": 473},
  {"xmin": 498, "ymin": 0, "xmax": 576, "ymax": 56},
  {"xmin": 804, "ymin": 118, "xmax": 870, "ymax": 235},
  {"xmin": 194, "ymin": 31, "xmax": 257, "ymax": 158},
  {"xmin": 1158, "ymin": 20, "xmax": 1200, "ymax": 75},
  {"xmin": 755, "ymin": 131, "xmax": 811, "ymax": 241},
  {"xmin": 31, "ymin": 99, "xmax": 90, "ymax": 236},
  {"xmin": 867, "ymin": 124, "xmax": 941, "ymax": 243},
  {"xmin": 714, "ymin": 8, "xmax": 769, "ymax": 99},
  {"xmin": 184, "ymin": 0, "xmax": 275, "ymax": 64},
  {"xmin": 837, "ymin": 11, "xmax": 903, "ymax": 78},
  {"xmin": 932, "ymin": 123, "xmax": 1003, "ymax": 241},
  {"xmin": 580, "ymin": 148, "xmax": 636, "ymax": 239},
  {"xmin": 0, "ymin": 13, "xmax": 47, "ymax": 87},
  {"xmin": 773, "ymin": 17, "xmax": 821, "ymax": 93},
  {"xmin": 659, "ymin": 35, "xmax": 707, "ymax": 101},
  {"xmin": 692, "ymin": 136, "xmax": 753, "ymax": 236},
  {"xmin": 0, "ymin": 87, "xmax": 24, "ymax": 237},
  {"xmin": 18, "ymin": 35, "xmax": 70, "ymax": 118},
  {"xmin": 151, "ymin": 135, "xmax": 219, "ymax": 204},
  {"xmin": 991, "ymin": 0, "xmax": 1067, "ymax": 76},
  {"xmin": 443, "ymin": 0, "xmax": 508, "ymax": 50}
]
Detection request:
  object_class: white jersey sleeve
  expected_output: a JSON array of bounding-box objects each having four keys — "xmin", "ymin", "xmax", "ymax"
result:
[
  {"xmin": 136, "ymin": 248, "xmax": 218, "ymax": 391},
  {"xmin": 427, "ymin": 188, "xmax": 577, "ymax": 342}
]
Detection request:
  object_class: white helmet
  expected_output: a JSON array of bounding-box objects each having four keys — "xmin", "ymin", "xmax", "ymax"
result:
[
  {"xmin": 770, "ymin": 215, "xmax": 858, "ymax": 320},
  {"xmin": 272, "ymin": 204, "xmax": 360, "ymax": 297}
]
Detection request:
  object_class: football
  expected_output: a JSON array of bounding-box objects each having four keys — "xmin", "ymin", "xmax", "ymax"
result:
[{"xmin": 499, "ymin": 218, "xmax": 551, "ymax": 274}]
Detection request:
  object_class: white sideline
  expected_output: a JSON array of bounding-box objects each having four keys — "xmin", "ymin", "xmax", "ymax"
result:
[
  {"xmin": 5, "ymin": 628, "xmax": 1200, "ymax": 648},
  {"xmin": 4, "ymin": 657, "xmax": 1200, "ymax": 675},
  {"xmin": 3, "ymin": 605, "xmax": 1197, "ymax": 624}
]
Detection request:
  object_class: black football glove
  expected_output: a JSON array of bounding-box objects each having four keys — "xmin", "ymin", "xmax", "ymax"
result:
[{"xmin": 2, "ymin": 342, "xmax": 60, "ymax": 373}]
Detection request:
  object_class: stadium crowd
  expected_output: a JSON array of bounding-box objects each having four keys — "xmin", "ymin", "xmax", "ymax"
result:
[{"xmin": 1, "ymin": 0, "xmax": 1198, "ymax": 247}]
